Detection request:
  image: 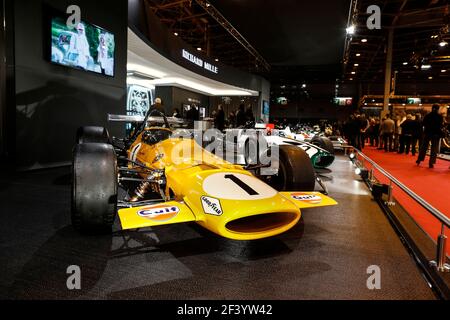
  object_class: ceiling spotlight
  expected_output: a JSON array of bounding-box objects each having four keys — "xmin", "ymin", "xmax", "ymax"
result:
[
  {"xmin": 421, "ymin": 64, "xmax": 431, "ymax": 70},
  {"xmin": 428, "ymin": 76, "xmax": 433, "ymax": 80},
  {"xmin": 302, "ymin": 84, "xmax": 307, "ymax": 88},
  {"xmin": 439, "ymin": 41, "xmax": 448, "ymax": 47},
  {"xmin": 361, "ymin": 39, "xmax": 368, "ymax": 43},
  {"xmin": 354, "ymin": 63, "xmax": 359, "ymax": 67},
  {"xmin": 356, "ymin": 53, "xmax": 361, "ymax": 57},
  {"xmin": 349, "ymin": 78, "xmax": 354, "ymax": 80},
  {"xmin": 197, "ymin": 47, "xmax": 202, "ymax": 51},
  {"xmin": 403, "ymin": 62, "xmax": 408, "ymax": 65},
  {"xmin": 442, "ymin": 69, "xmax": 447, "ymax": 73},
  {"xmin": 351, "ymin": 71, "xmax": 356, "ymax": 74},
  {"xmin": 215, "ymin": 58, "xmax": 219, "ymax": 62},
  {"xmin": 346, "ymin": 25, "xmax": 356, "ymax": 35},
  {"xmin": 174, "ymin": 32, "xmax": 179, "ymax": 36}
]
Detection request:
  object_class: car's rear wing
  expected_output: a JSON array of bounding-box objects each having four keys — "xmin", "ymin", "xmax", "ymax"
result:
[{"xmin": 107, "ymin": 114, "xmax": 186, "ymax": 125}]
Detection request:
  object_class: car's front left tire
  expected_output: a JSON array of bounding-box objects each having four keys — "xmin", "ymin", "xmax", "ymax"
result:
[{"xmin": 72, "ymin": 143, "xmax": 118, "ymax": 234}]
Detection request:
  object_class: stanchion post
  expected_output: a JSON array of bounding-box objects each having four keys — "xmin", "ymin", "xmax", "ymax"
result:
[
  {"xmin": 386, "ymin": 181, "xmax": 396, "ymax": 207},
  {"xmin": 430, "ymin": 225, "xmax": 450, "ymax": 273}
]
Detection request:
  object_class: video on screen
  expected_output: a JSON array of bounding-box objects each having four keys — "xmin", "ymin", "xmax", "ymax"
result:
[{"xmin": 51, "ymin": 16, "xmax": 115, "ymax": 77}]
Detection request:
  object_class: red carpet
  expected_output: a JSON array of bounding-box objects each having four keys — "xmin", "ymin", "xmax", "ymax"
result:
[{"xmin": 358, "ymin": 147, "xmax": 450, "ymax": 254}]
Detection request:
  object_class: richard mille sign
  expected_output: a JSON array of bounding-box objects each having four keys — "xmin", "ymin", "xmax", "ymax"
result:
[{"xmin": 182, "ymin": 49, "xmax": 218, "ymax": 74}]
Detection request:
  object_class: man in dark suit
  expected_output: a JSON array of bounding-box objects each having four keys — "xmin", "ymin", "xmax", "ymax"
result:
[{"xmin": 416, "ymin": 105, "xmax": 444, "ymax": 168}]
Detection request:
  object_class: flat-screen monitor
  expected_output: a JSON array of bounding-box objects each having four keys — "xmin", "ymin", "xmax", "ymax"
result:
[{"xmin": 50, "ymin": 16, "xmax": 115, "ymax": 77}]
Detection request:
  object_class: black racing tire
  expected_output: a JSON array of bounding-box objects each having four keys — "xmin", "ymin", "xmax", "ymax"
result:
[
  {"xmin": 311, "ymin": 136, "xmax": 335, "ymax": 155},
  {"xmin": 76, "ymin": 126, "xmax": 110, "ymax": 144},
  {"xmin": 72, "ymin": 143, "xmax": 118, "ymax": 234},
  {"xmin": 271, "ymin": 145, "xmax": 316, "ymax": 191}
]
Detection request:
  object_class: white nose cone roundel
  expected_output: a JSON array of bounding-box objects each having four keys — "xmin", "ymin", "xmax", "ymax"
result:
[{"xmin": 202, "ymin": 173, "xmax": 277, "ymax": 200}]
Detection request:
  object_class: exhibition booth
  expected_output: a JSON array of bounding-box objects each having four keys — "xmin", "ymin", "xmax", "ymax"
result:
[{"xmin": 0, "ymin": 0, "xmax": 269, "ymax": 170}]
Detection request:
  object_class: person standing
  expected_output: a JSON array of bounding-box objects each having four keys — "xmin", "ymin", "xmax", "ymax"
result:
[
  {"xmin": 68, "ymin": 23, "xmax": 91, "ymax": 70},
  {"xmin": 412, "ymin": 113, "xmax": 423, "ymax": 156},
  {"xmin": 359, "ymin": 114, "xmax": 370, "ymax": 149},
  {"xmin": 245, "ymin": 105, "xmax": 255, "ymax": 123},
  {"xmin": 236, "ymin": 104, "xmax": 247, "ymax": 127},
  {"xmin": 416, "ymin": 104, "xmax": 445, "ymax": 168},
  {"xmin": 228, "ymin": 112, "xmax": 236, "ymax": 128},
  {"xmin": 400, "ymin": 114, "xmax": 415, "ymax": 155},
  {"xmin": 215, "ymin": 105, "xmax": 226, "ymax": 132},
  {"xmin": 378, "ymin": 116, "xmax": 386, "ymax": 150},
  {"xmin": 97, "ymin": 33, "xmax": 108, "ymax": 74},
  {"xmin": 150, "ymin": 97, "xmax": 165, "ymax": 115},
  {"xmin": 172, "ymin": 108, "xmax": 181, "ymax": 118},
  {"xmin": 381, "ymin": 114, "xmax": 395, "ymax": 152}
]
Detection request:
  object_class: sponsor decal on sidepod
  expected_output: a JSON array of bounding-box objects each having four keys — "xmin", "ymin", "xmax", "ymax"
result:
[
  {"xmin": 291, "ymin": 193, "xmax": 323, "ymax": 204},
  {"xmin": 138, "ymin": 205, "xmax": 180, "ymax": 222},
  {"xmin": 201, "ymin": 196, "xmax": 223, "ymax": 216}
]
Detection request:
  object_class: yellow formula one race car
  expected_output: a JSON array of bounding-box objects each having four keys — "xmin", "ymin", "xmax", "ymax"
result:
[{"xmin": 72, "ymin": 110, "xmax": 337, "ymax": 241}]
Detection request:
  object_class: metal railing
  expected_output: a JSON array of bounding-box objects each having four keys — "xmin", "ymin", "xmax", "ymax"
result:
[{"xmin": 350, "ymin": 148, "xmax": 450, "ymax": 273}]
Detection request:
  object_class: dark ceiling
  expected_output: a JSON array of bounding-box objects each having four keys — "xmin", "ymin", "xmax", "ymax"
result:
[
  {"xmin": 143, "ymin": 0, "xmax": 450, "ymax": 99},
  {"xmin": 343, "ymin": 0, "xmax": 450, "ymax": 85},
  {"xmin": 209, "ymin": 0, "xmax": 350, "ymax": 67},
  {"xmin": 144, "ymin": 0, "xmax": 351, "ymax": 79}
]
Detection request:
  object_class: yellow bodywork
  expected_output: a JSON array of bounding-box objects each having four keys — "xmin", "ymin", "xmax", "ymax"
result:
[{"xmin": 118, "ymin": 129, "xmax": 337, "ymax": 240}]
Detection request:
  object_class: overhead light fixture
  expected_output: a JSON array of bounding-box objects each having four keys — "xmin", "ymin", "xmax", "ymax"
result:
[
  {"xmin": 174, "ymin": 32, "xmax": 179, "ymax": 36},
  {"xmin": 403, "ymin": 62, "xmax": 408, "ymax": 65},
  {"xmin": 431, "ymin": 35, "xmax": 439, "ymax": 39},
  {"xmin": 439, "ymin": 41, "xmax": 448, "ymax": 47},
  {"xmin": 149, "ymin": 77, "xmax": 258, "ymax": 96},
  {"xmin": 428, "ymin": 76, "xmax": 433, "ymax": 80},
  {"xmin": 349, "ymin": 152, "xmax": 356, "ymax": 160},
  {"xmin": 354, "ymin": 63, "xmax": 359, "ymax": 67},
  {"xmin": 421, "ymin": 64, "xmax": 431, "ymax": 70},
  {"xmin": 349, "ymin": 78, "xmax": 354, "ymax": 80},
  {"xmin": 346, "ymin": 25, "xmax": 356, "ymax": 35},
  {"xmin": 351, "ymin": 71, "xmax": 356, "ymax": 74},
  {"xmin": 302, "ymin": 84, "xmax": 307, "ymax": 88},
  {"xmin": 127, "ymin": 63, "xmax": 167, "ymax": 78},
  {"xmin": 361, "ymin": 39, "xmax": 368, "ymax": 43},
  {"xmin": 442, "ymin": 69, "xmax": 447, "ymax": 73},
  {"xmin": 197, "ymin": 47, "xmax": 202, "ymax": 51},
  {"xmin": 215, "ymin": 58, "xmax": 219, "ymax": 62},
  {"xmin": 356, "ymin": 53, "xmax": 361, "ymax": 57}
]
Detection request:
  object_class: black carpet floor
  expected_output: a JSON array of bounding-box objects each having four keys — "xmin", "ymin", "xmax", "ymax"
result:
[{"xmin": 0, "ymin": 156, "xmax": 436, "ymax": 300}]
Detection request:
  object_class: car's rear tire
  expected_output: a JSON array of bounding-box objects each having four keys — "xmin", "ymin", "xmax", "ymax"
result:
[
  {"xmin": 311, "ymin": 136, "xmax": 334, "ymax": 154},
  {"xmin": 72, "ymin": 143, "xmax": 117, "ymax": 233},
  {"xmin": 76, "ymin": 126, "xmax": 110, "ymax": 144},
  {"xmin": 271, "ymin": 145, "xmax": 316, "ymax": 191}
]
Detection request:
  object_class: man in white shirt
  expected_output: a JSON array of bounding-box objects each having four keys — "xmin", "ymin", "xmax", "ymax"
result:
[{"xmin": 68, "ymin": 23, "xmax": 91, "ymax": 70}]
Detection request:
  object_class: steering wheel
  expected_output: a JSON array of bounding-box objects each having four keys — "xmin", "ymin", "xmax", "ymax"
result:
[{"xmin": 126, "ymin": 108, "xmax": 171, "ymax": 147}]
